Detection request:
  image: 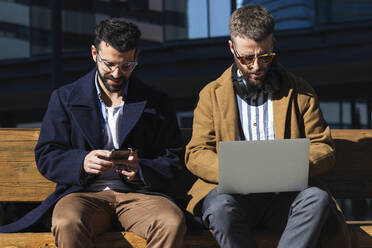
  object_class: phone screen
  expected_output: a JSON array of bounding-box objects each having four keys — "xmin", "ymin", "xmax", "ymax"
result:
[{"xmin": 110, "ymin": 149, "xmax": 131, "ymax": 160}]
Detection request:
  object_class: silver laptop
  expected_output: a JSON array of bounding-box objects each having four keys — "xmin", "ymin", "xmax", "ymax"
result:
[{"xmin": 218, "ymin": 139, "xmax": 310, "ymax": 194}]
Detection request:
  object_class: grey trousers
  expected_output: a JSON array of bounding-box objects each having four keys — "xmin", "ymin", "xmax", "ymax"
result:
[{"xmin": 202, "ymin": 187, "xmax": 331, "ymax": 248}]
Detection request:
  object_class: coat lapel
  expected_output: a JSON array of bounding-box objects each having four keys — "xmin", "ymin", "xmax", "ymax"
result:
[
  {"xmin": 118, "ymin": 100, "xmax": 146, "ymax": 146},
  {"xmin": 215, "ymin": 67, "xmax": 238, "ymax": 141},
  {"xmin": 272, "ymin": 88, "xmax": 289, "ymax": 139},
  {"xmin": 118, "ymin": 78, "xmax": 147, "ymax": 146},
  {"xmin": 272, "ymin": 64, "xmax": 292, "ymax": 139},
  {"xmin": 68, "ymin": 70, "xmax": 103, "ymax": 149}
]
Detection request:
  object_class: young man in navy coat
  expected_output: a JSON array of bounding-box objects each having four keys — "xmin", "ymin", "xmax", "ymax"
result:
[{"xmin": 0, "ymin": 18, "xmax": 187, "ymax": 248}]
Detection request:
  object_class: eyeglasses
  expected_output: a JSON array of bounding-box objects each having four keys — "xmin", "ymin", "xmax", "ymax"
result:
[
  {"xmin": 96, "ymin": 52, "xmax": 138, "ymax": 73},
  {"xmin": 232, "ymin": 45, "xmax": 276, "ymax": 66}
]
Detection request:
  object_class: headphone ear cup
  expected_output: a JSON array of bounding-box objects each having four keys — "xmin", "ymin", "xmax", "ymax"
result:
[
  {"xmin": 237, "ymin": 79, "xmax": 249, "ymax": 98},
  {"xmin": 232, "ymin": 64, "xmax": 249, "ymax": 101}
]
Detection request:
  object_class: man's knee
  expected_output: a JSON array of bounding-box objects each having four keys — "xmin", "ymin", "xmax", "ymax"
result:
[
  {"xmin": 151, "ymin": 204, "xmax": 187, "ymax": 236},
  {"xmin": 202, "ymin": 189, "xmax": 241, "ymax": 230},
  {"xmin": 203, "ymin": 189, "xmax": 235, "ymax": 213},
  {"xmin": 294, "ymin": 187, "xmax": 331, "ymax": 214},
  {"xmin": 305, "ymin": 187, "xmax": 330, "ymax": 207},
  {"xmin": 52, "ymin": 210, "xmax": 84, "ymax": 234},
  {"xmin": 144, "ymin": 205, "xmax": 186, "ymax": 248}
]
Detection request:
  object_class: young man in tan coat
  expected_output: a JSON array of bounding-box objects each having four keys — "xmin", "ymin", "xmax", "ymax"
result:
[{"xmin": 185, "ymin": 5, "xmax": 353, "ymax": 248}]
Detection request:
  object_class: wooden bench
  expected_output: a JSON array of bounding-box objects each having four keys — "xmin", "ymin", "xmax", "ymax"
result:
[{"xmin": 0, "ymin": 128, "xmax": 372, "ymax": 247}]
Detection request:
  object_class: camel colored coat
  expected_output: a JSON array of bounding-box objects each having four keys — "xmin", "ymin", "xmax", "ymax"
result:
[{"xmin": 185, "ymin": 64, "xmax": 354, "ymax": 247}]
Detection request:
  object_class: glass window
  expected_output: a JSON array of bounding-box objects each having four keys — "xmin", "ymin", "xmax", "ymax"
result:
[
  {"xmin": 176, "ymin": 111, "xmax": 193, "ymax": 128},
  {"xmin": 209, "ymin": 0, "xmax": 231, "ymax": 37},
  {"xmin": 317, "ymin": 0, "xmax": 372, "ymax": 24},
  {"xmin": 320, "ymin": 102, "xmax": 340, "ymax": 124},
  {"xmin": 356, "ymin": 102, "xmax": 368, "ymax": 128},
  {"xmin": 0, "ymin": 0, "xmax": 234, "ymax": 59},
  {"xmin": 0, "ymin": 0, "xmax": 31, "ymax": 60},
  {"xmin": 30, "ymin": 0, "xmax": 51, "ymax": 56},
  {"xmin": 164, "ymin": 0, "xmax": 191, "ymax": 41},
  {"xmin": 237, "ymin": 0, "xmax": 315, "ymax": 30},
  {"xmin": 187, "ymin": 0, "xmax": 208, "ymax": 39},
  {"xmin": 166, "ymin": 0, "xmax": 231, "ymax": 40},
  {"xmin": 60, "ymin": 1, "xmax": 97, "ymax": 53},
  {"xmin": 341, "ymin": 102, "xmax": 351, "ymax": 127}
]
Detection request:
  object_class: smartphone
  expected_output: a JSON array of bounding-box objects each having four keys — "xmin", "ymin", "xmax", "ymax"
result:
[{"xmin": 110, "ymin": 148, "xmax": 132, "ymax": 161}]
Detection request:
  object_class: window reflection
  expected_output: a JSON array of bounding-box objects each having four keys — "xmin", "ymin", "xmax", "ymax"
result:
[
  {"xmin": 1, "ymin": 0, "xmax": 372, "ymax": 60},
  {"xmin": 237, "ymin": 0, "xmax": 316, "ymax": 30}
]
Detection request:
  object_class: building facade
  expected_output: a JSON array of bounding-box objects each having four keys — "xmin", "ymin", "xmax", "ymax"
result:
[{"xmin": 0, "ymin": 0, "xmax": 371, "ymax": 129}]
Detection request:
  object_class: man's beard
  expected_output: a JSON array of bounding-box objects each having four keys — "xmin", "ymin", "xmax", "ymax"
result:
[
  {"xmin": 234, "ymin": 57, "xmax": 267, "ymax": 87},
  {"xmin": 97, "ymin": 68, "xmax": 129, "ymax": 93}
]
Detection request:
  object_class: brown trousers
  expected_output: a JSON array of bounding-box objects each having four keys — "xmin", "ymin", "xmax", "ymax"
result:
[{"xmin": 52, "ymin": 190, "xmax": 186, "ymax": 248}]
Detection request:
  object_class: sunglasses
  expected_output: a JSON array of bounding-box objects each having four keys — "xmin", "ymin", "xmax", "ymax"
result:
[{"xmin": 232, "ymin": 45, "xmax": 276, "ymax": 66}]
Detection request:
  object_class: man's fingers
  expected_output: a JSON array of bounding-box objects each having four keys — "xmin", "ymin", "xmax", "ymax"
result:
[
  {"xmin": 86, "ymin": 162, "xmax": 112, "ymax": 173},
  {"xmin": 128, "ymin": 150, "xmax": 137, "ymax": 161},
  {"xmin": 117, "ymin": 168, "xmax": 136, "ymax": 180},
  {"xmin": 116, "ymin": 165, "xmax": 132, "ymax": 172},
  {"xmin": 84, "ymin": 150, "xmax": 114, "ymax": 174},
  {"xmin": 86, "ymin": 168, "xmax": 103, "ymax": 174},
  {"xmin": 84, "ymin": 164, "xmax": 105, "ymax": 174},
  {"xmin": 116, "ymin": 162, "xmax": 138, "ymax": 173},
  {"xmin": 94, "ymin": 150, "xmax": 112, "ymax": 158},
  {"xmin": 92, "ymin": 156, "xmax": 113, "ymax": 167}
]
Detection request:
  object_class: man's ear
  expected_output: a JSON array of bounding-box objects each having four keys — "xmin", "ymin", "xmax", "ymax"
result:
[
  {"xmin": 228, "ymin": 40, "xmax": 234, "ymax": 55},
  {"xmin": 134, "ymin": 49, "xmax": 140, "ymax": 61},
  {"xmin": 91, "ymin": 45, "xmax": 97, "ymax": 62}
]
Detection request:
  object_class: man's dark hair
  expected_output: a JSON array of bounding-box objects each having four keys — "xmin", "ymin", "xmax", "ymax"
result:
[
  {"xmin": 94, "ymin": 18, "xmax": 141, "ymax": 52},
  {"xmin": 229, "ymin": 5, "xmax": 275, "ymax": 42}
]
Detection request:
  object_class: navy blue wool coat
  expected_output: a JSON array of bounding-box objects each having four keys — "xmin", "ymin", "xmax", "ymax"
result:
[{"xmin": 0, "ymin": 69, "xmax": 186, "ymax": 233}]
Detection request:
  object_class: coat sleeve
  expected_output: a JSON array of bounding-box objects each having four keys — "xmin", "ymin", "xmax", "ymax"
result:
[
  {"xmin": 299, "ymin": 81, "xmax": 335, "ymax": 177},
  {"xmin": 35, "ymin": 90, "xmax": 92, "ymax": 186},
  {"xmin": 185, "ymin": 85, "xmax": 219, "ymax": 184}
]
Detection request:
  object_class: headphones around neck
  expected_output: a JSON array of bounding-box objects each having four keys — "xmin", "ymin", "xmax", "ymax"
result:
[
  {"xmin": 231, "ymin": 59, "xmax": 280, "ymax": 102},
  {"xmin": 231, "ymin": 63, "xmax": 258, "ymax": 101}
]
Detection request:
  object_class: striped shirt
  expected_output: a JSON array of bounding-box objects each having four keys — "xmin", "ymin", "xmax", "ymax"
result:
[{"xmin": 236, "ymin": 70, "xmax": 276, "ymax": 141}]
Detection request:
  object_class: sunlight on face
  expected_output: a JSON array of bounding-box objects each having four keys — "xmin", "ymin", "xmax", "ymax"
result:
[
  {"xmin": 230, "ymin": 34, "xmax": 274, "ymax": 86},
  {"xmin": 92, "ymin": 42, "xmax": 137, "ymax": 93}
]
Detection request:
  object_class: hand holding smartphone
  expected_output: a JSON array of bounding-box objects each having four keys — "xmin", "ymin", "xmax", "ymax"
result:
[{"xmin": 110, "ymin": 148, "xmax": 139, "ymax": 179}]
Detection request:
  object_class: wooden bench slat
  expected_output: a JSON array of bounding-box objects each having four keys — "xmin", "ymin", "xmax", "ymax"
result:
[
  {"xmin": 0, "ymin": 162, "xmax": 51, "ymax": 183},
  {"xmin": 322, "ymin": 129, "xmax": 372, "ymax": 199},
  {"xmin": 0, "ymin": 233, "xmax": 56, "ymax": 248},
  {"xmin": 332, "ymin": 130, "xmax": 372, "ymax": 170},
  {"xmin": 0, "ymin": 161, "xmax": 55, "ymax": 202},
  {"xmin": 0, "ymin": 184, "xmax": 54, "ymax": 202},
  {"xmin": 0, "ymin": 231, "xmax": 280, "ymax": 248},
  {"xmin": 331, "ymin": 129, "xmax": 372, "ymax": 140},
  {"xmin": 0, "ymin": 142, "xmax": 37, "ymax": 162},
  {"xmin": 3, "ymin": 229, "xmax": 372, "ymax": 248},
  {"xmin": 0, "ymin": 232, "xmax": 146, "ymax": 248},
  {"xmin": 353, "ymin": 226, "xmax": 372, "ymax": 248},
  {"xmin": 0, "ymin": 129, "xmax": 40, "ymax": 141},
  {"xmin": 1, "ymin": 229, "xmax": 372, "ymax": 248}
]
